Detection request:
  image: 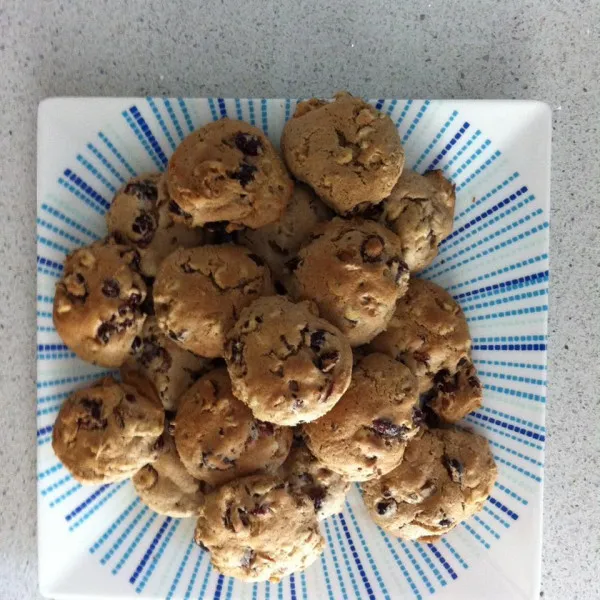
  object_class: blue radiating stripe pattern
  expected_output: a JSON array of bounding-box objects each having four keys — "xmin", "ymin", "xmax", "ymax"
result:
[{"xmin": 37, "ymin": 98, "xmax": 548, "ymax": 599}]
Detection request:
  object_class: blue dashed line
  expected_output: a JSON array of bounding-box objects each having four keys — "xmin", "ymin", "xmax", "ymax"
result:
[
  {"xmin": 493, "ymin": 484, "xmax": 528, "ymax": 508},
  {"xmin": 217, "ymin": 97, "xmax": 228, "ymax": 119},
  {"xmin": 37, "ymin": 234, "xmax": 69, "ymax": 255},
  {"xmin": 386, "ymin": 99, "xmax": 397, "ymax": 115},
  {"xmin": 122, "ymin": 109, "xmax": 164, "ymax": 169},
  {"xmin": 413, "ymin": 110, "xmax": 458, "ymax": 170},
  {"xmin": 59, "ymin": 176, "xmax": 107, "ymax": 216},
  {"xmin": 488, "ymin": 438, "xmax": 544, "ymax": 467},
  {"xmin": 261, "ymin": 98, "xmax": 268, "ymax": 134},
  {"xmin": 49, "ymin": 483, "xmax": 82, "ymax": 507},
  {"xmin": 400, "ymin": 540, "xmax": 437, "ymax": 591},
  {"xmin": 449, "ymin": 139, "xmax": 491, "ymax": 179},
  {"xmin": 87, "ymin": 141, "xmax": 129, "ymax": 182},
  {"xmin": 76, "ymin": 153, "xmax": 117, "ymax": 193},
  {"xmin": 101, "ymin": 505, "xmax": 149, "ymax": 565},
  {"xmin": 442, "ymin": 129, "xmax": 481, "ymax": 172},
  {"xmin": 377, "ymin": 530, "xmax": 423, "ymax": 599},
  {"xmin": 213, "ymin": 573, "xmax": 225, "ymax": 600},
  {"xmin": 470, "ymin": 412, "xmax": 545, "ymax": 441},
  {"xmin": 63, "ymin": 168, "xmax": 111, "ymax": 211},
  {"xmin": 147, "ymin": 97, "xmax": 177, "ymax": 151},
  {"xmin": 483, "ymin": 505, "xmax": 511, "ymax": 529},
  {"xmin": 41, "ymin": 203, "xmax": 100, "ymax": 240},
  {"xmin": 177, "ymin": 98, "xmax": 195, "ymax": 133},
  {"xmin": 319, "ymin": 551, "xmax": 336, "ymax": 600},
  {"xmin": 38, "ymin": 463, "xmax": 63, "ymax": 480},
  {"xmin": 236, "ymin": 99, "xmax": 244, "ymax": 121},
  {"xmin": 248, "ymin": 99, "xmax": 256, "ymax": 126},
  {"xmin": 479, "ymin": 369, "xmax": 547, "ymax": 387},
  {"xmin": 163, "ymin": 98, "xmax": 185, "ymax": 141},
  {"xmin": 112, "ymin": 512, "xmax": 158, "ymax": 574},
  {"xmin": 462, "ymin": 287, "xmax": 548, "ymax": 312},
  {"xmin": 427, "ymin": 122, "xmax": 470, "ymax": 170},
  {"xmin": 129, "ymin": 105, "xmax": 168, "ymax": 165},
  {"xmin": 395, "ymin": 100, "xmax": 413, "ymax": 128},
  {"xmin": 403, "ymin": 100, "xmax": 430, "ymax": 144},
  {"xmin": 484, "ymin": 382, "xmax": 546, "ymax": 404},
  {"xmin": 455, "ymin": 172, "xmax": 520, "ymax": 221},
  {"xmin": 322, "ymin": 520, "xmax": 349, "ymax": 600},
  {"xmin": 69, "ymin": 481, "xmax": 128, "ymax": 531},
  {"xmin": 98, "ymin": 132, "xmax": 138, "ymax": 177},
  {"xmin": 440, "ymin": 539, "xmax": 468, "ymax": 570},
  {"xmin": 130, "ymin": 516, "xmax": 174, "ymax": 585},
  {"xmin": 453, "ymin": 268, "xmax": 548, "ymax": 301},
  {"xmin": 411, "ymin": 541, "xmax": 446, "ymax": 587},
  {"xmin": 41, "ymin": 474, "xmax": 72, "ymax": 496},
  {"xmin": 166, "ymin": 540, "xmax": 196, "ymax": 600},
  {"xmin": 465, "ymin": 416, "xmax": 544, "ymax": 451},
  {"xmin": 65, "ymin": 484, "xmax": 110, "ymax": 521},
  {"xmin": 208, "ymin": 98, "xmax": 219, "ymax": 121},
  {"xmin": 456, "ymin": 150, "xmax": 501, "ymax": 192},
  {"xmin": 182, "ymin": 549, "xmax": 205, "ymax": 600},
  {"xmin": 37, "ymin": 255, "xmax": 64, "ymax": 273},
  {"xmin": 473, "ymin": 515, "xmax": 501, "ymax": 540},
  {"xmin": 90, "ymin": 498, "xmax": 141, "ymax": 554},
  {"xmin": 462, "ymin": 523, "xmax": 490, "ymax": 549},
  {"xmin": 427, "ymin": 544, "xmax": 457, "ymax": 580}
]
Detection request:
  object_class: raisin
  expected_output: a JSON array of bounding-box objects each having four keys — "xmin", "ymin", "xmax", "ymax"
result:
[
  {"xmin": 317, "ymin": 351, "xmax": 340, "ymax": 373},
  {"xmin": 370, "ymin": 418, "xmax": 409, "ymax": 439},
  {"xmin": 125, "ymin": 393, "xmax": 136, "ymax": 403},
  {"xmin": 412, "ymin": 407, "xmax": 426, "ymax": 427},
  {"xmin": 376, "ymin": 500, "xmax": 395, "ymax": 515},
  {"xmin": 310, "ymin": 330, "xmax": 327, "ymax": 351},
  {"xmin": 229, "ymin": 339, "xmax": 244, "ymax": 365},
  {"xmin": 97, "ymin": 322, "xmax": 115, "ymax": 344},
  {"xmin": 360, "ymin": 235, "xmax": 385, "ymax": 262},
  {"xmin": 250, "ymin": 503, "xmax": 270, "ymax": 516},
  {"xmin": 434, "ymin": 369, "xmax": 457, "ymax": 394},
  {"xmin": 130, "ymin": 336, "xmax": 142, "ymax": 352},
  {"xmin": 77, "ymin": 398, "xmax": 107, "ymax": 430},
  {"xmin": 238, "ymin": 508, "xmax": 250, "ymax": 527},
  {"xmin": 131, "ymin": 212, "xmax": 156, "ymax": 245},
  {"xmin": 102, "ymin": 279, "xmax": 120, "ymax": 298},
  {"xmin": 306, "ymin": 486, "xmax": 327, "ymax": 511},
  {"xmin": 230, "ymin": 163, "xmax": 257, "ymax": 187},
  {"xmin": 128, "ymin": 291, "xmax": 142, "ymax": 308},
  {"xmin": 439, "ymin": 518, "xmax": 453, "ymax": 527},
  {"xmin": 123, "ymin": 180, "xmax": 158, "ymax": 202},
  {"xmin": 234, "ymin": 133, "xmax": 263, "ymax": 156},
  {"xmin": 289, "ymin": 380, "xmax": 300, "ymax": 394}
]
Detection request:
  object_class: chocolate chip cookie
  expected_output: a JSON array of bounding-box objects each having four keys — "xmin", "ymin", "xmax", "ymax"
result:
[
  {"xmin": 225, "ymin": 296, "xmax": 353, "ymax": 426},
  {"xmin": 303, "ymin": 353, "xmax": 422, "ymax": 481},
  {"xmin": 362, "ymin": 427, "xmax": 497, "ymax": 542},
  {"xmin": 52, "ymin": 375, "xmax": 165, "ymax": 484},
  {"xmin": 195, "ymin": 474, "xmax": 325, "ymax": 582},
  {"xmin": 238, "ymin": 183, "xmax": 332, "ymax": 283},
  {"xmin": 369, "ymin": 278, "xmax": 472, "ymax": 394},
  {"xmin": 106, "ymin": 173, "xmax": 205, "ymax": 278},
  {"xmin": 120, "ymin": 316, "xmax": 215, "ymax": 412},
  {"xmin": 279, "ymin": 442, "xmax": 350, "ymax": 520},
  {"xmin": 289, "ymin": 217, "xmax": 409, "ymax": 346},
  {"xmin": 153, "ymin": 245, "xmax": 274, "ymax": 358},
  {"xmin": 380, "ymin": 169, "xmax": 456, "ymax": 272},
  {"xmin": 132, "ymin": 424, "xmax": 205, "ymax": 518},
  {"xmin": 174, "ymin": 368, "xmax": 292, "ymax": 486},
  {"xmin": 166, "ymin": 119, "xmax": 293, "ymax": 229},
  {"xmin": 53, "ymin": 237, "xmax": 147, "ymax": 367},
  {"xmin": 281, "ymin": 92, "xmax": 404, "ymax": 214}
]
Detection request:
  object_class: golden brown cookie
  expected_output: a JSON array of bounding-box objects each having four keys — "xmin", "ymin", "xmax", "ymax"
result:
[
  {"xmin": 132, "ymin": 425, "xmax": 205, "ymax": 518},
  {"xmin": 278, "ymin": 442, "xmax": 350, "ymax": 520},
  {"xmin": 289, "ymin": 217, "xmax": 409, "ymax": 346},
  {"xmin": 106, "ymin": 173, "xmax": 205, "ymax": 278},
  {"xmin": 52, "ymin": 376, "xmax": 164, "ymax": 484},
  {"xmin": 53, "ymin": 237, "xmax": 147, "ymax": 367},
  {"xmin": 302, "ymin": 353, "xmax": 422, "ymax": 481},
  {"xmin": 380, "ymin": 169, "xmax": 456, "ymax": 272},
  {"xmin": 224, "ymin": 296, "xmax": 353, "ymax": 426},
  {"xmin": 362, "ymin": 427, "xmax": 497, "ymax": 541},
  {"xmin": 238, "ymin": 183, "xmax": 332, "ymax": 283},
  {"xmin": 173, "ymin": 369, "xmax": 292, "ymax": 486},
  {"xmin": 153, "ymin": 245, "xmax": 274, "ymax": 358},
  {"xmin": 369, "ymin": 278, "xmax": 472, "ymax": 394},
  {"xmin": 195, "ymin": 474, "xmax": 325, "ymax": 582},
  {"xmin": 281, "ymin": 92, "xmax": 404, "ymax": 214},
  {"xmin": 120, "ymin": 316, "xmax": 215, "ymax": 412},
  {"xmin": 167, "ymin": 119, "xmax": 293, "ymax": 229}
]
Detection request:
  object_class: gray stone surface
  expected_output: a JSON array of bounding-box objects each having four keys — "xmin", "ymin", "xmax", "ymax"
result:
[{"xmin": 0, "ymin": 0, "xmax": 599, "ymax": 598}]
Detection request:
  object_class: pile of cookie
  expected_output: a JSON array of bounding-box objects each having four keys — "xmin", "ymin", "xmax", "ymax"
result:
[{"xmin": 51, "ymin": 92, "xmax": 497, "ymax": 583}]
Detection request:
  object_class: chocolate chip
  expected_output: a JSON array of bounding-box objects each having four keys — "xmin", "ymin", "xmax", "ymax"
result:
[
  {"xmin": 125, "ymin": 393, "xmax": 136, "ymax": 403},
  {"xmin": 250, "ymin": 503, "xmax": 271, "ymax": 516},
  {"xmin": 234, "ymin": 132, "xmax": 263, "ymax": 156},
  {"xmin": 247, "ymin": 253, "xmax": 264, "ymax": 267},
  {"xmin": 376, "ymin": 500, "xmax": 395, "ymax": 515},
  {"xmin": 140, "ymin": 340, "xmax": 172, "ymax": 373},
  {"xmin": 317, "ymin": 351, "xmax": 340, "ymax": 373},
  {"xmin": 123, "ymin": 180, "xmax": 158, "ymax": 203},
  {"xmin": 443, "ymin": 456, "xmax": 464, "ymax": 484},
  {"xmin": 77, "ymin": 398, "xmax": 107, "ymax": 430},
  {"xmin": 131, "ymin": 336, "xmax": 142, "ymax": 352},
  {"xmin": 196, "ymin": 540, "xmax": 209, "ymax": 552},
  {"xmin": 230, "ymin": 163, "xmax": 257, "ymax": 187},
  {"xmin": 240, "ymin": 547, "xmax": 256, "ymax": 569},
  {"xmin": 97, "ymin": 322, "xmax": 115, "ymax": 344},
  {"xmin": 370, "ymin": 418, "xmax": 409, "ymax": 439},
  {"xmin": 128, "ymin": 291, "xmax": 142, "ymax": 308},
  {"xmin": 310, "ymin": 330, "xmax": 327, "ymax": 351},
  {"xmin": 238, "ymin": 508, "xmax": 250, "ymax": 527},
  {"xmin": 289, "ymin": 380, "xmax": 300, "ymax": 393},
  {"xmin": 412, "ymin": 407, "xmax": 426, "ymax": 427},
  {"xmin": 165, "ymin": 410, "xmax": 176, "ymax": 421},
  {"xmin": 102, "ymin": 279, "xmax": 120, "ymax": 298},
  {"xmin": 75, "ymin": 273, "xmax": 85, "ymax": 284},
  {"xmin": 285, "ymin": 256, "xmax": 303, "ymax": 271},
  {"xmin": 360, "ymin": 235, "xmax": 385, "ymax": 262},
  {"xmin": 434, "ymin": 369, "xmax": 456, "ymax": 393},
  {"xmin": 439, "ymin": 518, "xmax": 454, "ymax": 527}
]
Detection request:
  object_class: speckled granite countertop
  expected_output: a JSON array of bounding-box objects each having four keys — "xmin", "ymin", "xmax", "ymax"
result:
[{"xmin": 0, "ymin": 1, "xmax": 598, "ymax": 598}]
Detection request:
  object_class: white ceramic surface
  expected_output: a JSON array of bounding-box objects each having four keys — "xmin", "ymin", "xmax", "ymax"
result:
[{"xmin": 37, "ymin": 97, "xmax": 550, "ymax": 600}]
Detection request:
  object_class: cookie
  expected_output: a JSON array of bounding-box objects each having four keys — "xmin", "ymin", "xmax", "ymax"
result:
[
  {"xmin": 278, "ymin": 442, "xmax": 350, "ymax": 520},
  {"xmin": 174, "ymin": 369, "xmax": 292, "ymax": 486},
  {"xmin": 53, "ymin": 237, "xmax": 147, "ymax": 367},
  {"xmin": 166, "ymin": 118, "xmax": 293, "ymax": 229},
  {"xmin": 380, "ymin": 169, "xmax": 456, "ymax": 272},
  {"xmin": 153, "ymin": 245, "xmax": 274, "ymax": 358},
  {"xmin": 120, "ymin": 316, "xmax": 215, "ymax": 412},
  {"xmin": 225, "ymin": 296, "xmax": 353, "ymax": 426},
  {"xmin": 52, "ymin": 376, "xmax": 164, "ymax": 484},
  {"xmin": 132, "ymin": 425, "xmax": 205, "ymax": 518},
  {"xmin": 238, "ymin": 183, "xmax": 332, "ymax": 283},
  {"xmin": 289, "ymin": 217, "xmax": 409, "ymax": 346},
  {"xmin": 195, "ymin": 474, "xmax": 325, "ymax": 582},
  {"xmin": 425, "ymin": 357, "xmax": 483, "ymax": 424},
  {"xmin": 106, "ymin": 173, "xmax": 205, "ymax": 278},
  {"xmin": 369, "ymin": 278, "xmax": 472, "ymax": 394},
  {"xmin": 302, "ymin": 353, "xmax": 422, "ymax": 481},
  {"xmin": 362, "ymin": 427, "xmax": 497, "ymax": 541},
  {"xmin": 281, "ymin": 92, "xmax": 404, "ymax": 214}
]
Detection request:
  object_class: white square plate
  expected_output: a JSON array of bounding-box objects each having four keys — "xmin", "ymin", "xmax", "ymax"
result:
[{"xmin": 37, "ymin": 97, "xmax": 550, "ymax": 600}]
